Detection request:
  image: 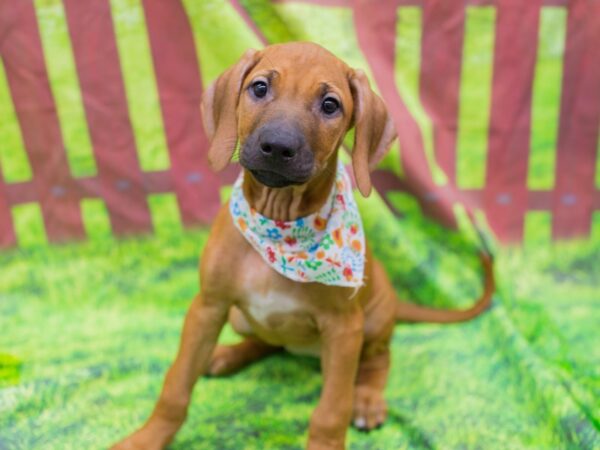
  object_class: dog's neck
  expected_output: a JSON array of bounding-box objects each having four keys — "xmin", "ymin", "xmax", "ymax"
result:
[{"xmin": 241, "ymin": 154, "xmax": 338, "ymax": 221}]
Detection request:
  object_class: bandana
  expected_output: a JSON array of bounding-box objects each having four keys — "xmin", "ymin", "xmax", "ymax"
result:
[{"xmin": 230, "ymin": 161, "xmax": 365, "ymax": 287}]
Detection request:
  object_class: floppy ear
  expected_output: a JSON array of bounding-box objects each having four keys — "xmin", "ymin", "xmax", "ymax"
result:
[
  {"xmin": 201, "ymin": 49, "xmax": 261, "ymax": 172},
  {"xmin": 349, "ymin": 70, "xmax": 397, "ymax": 197}
]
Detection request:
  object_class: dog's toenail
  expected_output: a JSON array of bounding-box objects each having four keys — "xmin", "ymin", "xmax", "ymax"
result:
[{"xmin": 354, "ymin": 417, "xmax": 366, "ymax": 429}]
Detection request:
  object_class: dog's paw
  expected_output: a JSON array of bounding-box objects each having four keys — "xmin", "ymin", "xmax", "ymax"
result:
[
  {"xmin": 352, "ymin": 385, "xmax": 387, "ymax": 432},
  {"xmin": 110, "ymin": 436, "xmax": 145, "ymax": 450},
  {"xmin": 110, "ymin": 428, "xmax": 166, "ymax": 450}
]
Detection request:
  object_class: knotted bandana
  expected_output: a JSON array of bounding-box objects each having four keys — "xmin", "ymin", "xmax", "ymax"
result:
[{"xmin": 230, "ymin": 162, "xmax": 365, "ymax": 287}]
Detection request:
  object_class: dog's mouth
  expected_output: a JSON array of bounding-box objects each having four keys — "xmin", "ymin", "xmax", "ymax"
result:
[
  {"xmin": 248, "ymin": 169, "xmax": 308, "ymax": 188},
  {"xmin": 238, "ymin": 131, "xmax": 315, "ymax": 188}
]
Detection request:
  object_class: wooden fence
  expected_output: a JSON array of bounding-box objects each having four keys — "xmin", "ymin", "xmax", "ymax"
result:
[{"xmin": 0, "ymin": 0, "xmax": 598, "ymax": 248}]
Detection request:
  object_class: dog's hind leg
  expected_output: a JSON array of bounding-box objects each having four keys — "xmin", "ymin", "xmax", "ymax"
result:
[
  {"xmin": 208, "ymin": 337, "xmax": 280, "ymax": 376},
  {"xmin": 207, "ymin": 306, "xmax": 280, "ymax": 376}
]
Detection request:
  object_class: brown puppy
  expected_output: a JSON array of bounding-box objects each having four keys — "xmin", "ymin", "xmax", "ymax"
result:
[{"xmin": 112, "ymin": 42, "xmax": 494, "ymax": 450}]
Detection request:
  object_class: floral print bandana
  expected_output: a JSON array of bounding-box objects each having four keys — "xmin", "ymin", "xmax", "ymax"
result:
[{"xmin": 230, "ymin": 161, "xmax": 366, "ymax": 287}]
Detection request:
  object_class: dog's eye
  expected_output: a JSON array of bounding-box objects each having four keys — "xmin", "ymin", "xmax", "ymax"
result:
[
  {"xmin": 321, "ymin": 97, "xmax": 340, "ymax": 115},
  {"xmin": 251, "ymin": 80, "xmax": 268, "ymax": 98}
]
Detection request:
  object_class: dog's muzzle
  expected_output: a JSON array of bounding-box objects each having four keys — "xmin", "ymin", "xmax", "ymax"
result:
[{"xmin": 240, "ymin": 121, "xmax": 314, "ymax": 188}]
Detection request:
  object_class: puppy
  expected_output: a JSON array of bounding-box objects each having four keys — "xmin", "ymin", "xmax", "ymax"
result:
[{"xmin": 113, "ymin": 42, "xmax": 494, "ymax": 450}]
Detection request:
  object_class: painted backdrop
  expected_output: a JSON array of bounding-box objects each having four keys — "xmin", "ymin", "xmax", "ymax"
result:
[{"xmin": 1, "ymin": 0, "xmax": 599, "ymax": 247}]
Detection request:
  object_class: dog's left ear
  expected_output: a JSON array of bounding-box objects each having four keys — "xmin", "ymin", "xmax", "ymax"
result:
[
  {"xmin": 349, "ymin": 70, "xmax": 397, "ymax": 197},
  {"xmin": 201, "ymin": 49, "xmax": 261, "ymax": 172}
]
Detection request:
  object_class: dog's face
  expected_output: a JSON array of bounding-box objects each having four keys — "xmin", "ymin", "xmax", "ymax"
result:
[
  {"xmin": 201, "ymin": 42, "xmax": 396, "ymax": 196},
  {"xmin": 236, "ymin": 45, "xmax": 353, "ymax": 188}
]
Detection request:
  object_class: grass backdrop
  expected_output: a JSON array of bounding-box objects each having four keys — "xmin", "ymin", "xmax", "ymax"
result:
[{"xmin": 1, "ymin": 193, "xmax": 599, "ymax": 449}]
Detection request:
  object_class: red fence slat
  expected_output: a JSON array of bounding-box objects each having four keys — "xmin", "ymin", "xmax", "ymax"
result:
[
  {"xmin": 354, "ymin": 0, "xmax": 456, "ymax": 227},
  {"xmin": 143, "ymin": 0, "xmax": 223, "ymax": 226},
  {"xmin": 0, "ymin": 0, "xmax": 85, "ymax": 243},
  {"xmin": 0, "ymin": 173, "xmax": 15, "ymax": 248},
  {"xmin": 552, "ymin": 0, "xmax": 600, "ymax": 239},
  {"xmin": 0, "ymin": 13, "xmax": 11, "ymax": 249},
  {"xmin": 420, "ymin": 0, "xmax": 465, "ymax": 185},
  {"xmin": 63, "ymin": 0, "xmax": 152, "ymax": 236},
  {"xmin": 483, "ymin": 0, "xmax": 541, "ymax": 242}
]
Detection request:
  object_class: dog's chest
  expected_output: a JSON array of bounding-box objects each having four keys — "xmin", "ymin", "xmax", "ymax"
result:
[
  {"xmin": 244, "ymin": 289, "xmax": 301, "ymax": 326},
  {"xmin": 234, "ymin": 252, "xmax": 320, "ymax": 350}
]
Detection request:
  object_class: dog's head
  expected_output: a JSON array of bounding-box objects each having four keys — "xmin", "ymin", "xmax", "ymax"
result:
[{"xmin": 201, "ymin": 42, "xmax": 396, "ymax": 196}]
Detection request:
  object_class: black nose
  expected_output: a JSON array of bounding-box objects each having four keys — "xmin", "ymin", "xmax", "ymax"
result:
[
  {"xmin": 260, "ymin": 141, "xmax": 297, "ymax": 159},
  {"xmin": 240, "ymin": 121, "xmax": 314, "ymax": 187},
  {"xmin": 258, "ymin": 125, "xmax": 303, "ymax": 162}
]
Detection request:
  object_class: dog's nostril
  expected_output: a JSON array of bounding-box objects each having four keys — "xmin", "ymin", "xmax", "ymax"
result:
[
  {"xmin": 260, "ymin": 141, "xmax": 297, "ymax": 159},
  {"xmin": 281, "ymin": 148, "xmax": 295, "ymax": 159}
]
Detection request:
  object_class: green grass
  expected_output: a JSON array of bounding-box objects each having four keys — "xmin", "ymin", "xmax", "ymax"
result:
[
  {"xmin": 456, "ymin": 7, "xmax": 496, "ymax": 189},
  {"xmin": 1, "ymin": 193, "xmax": 599, "ymax": 449},
  {"xmin": 528, "ymin": 7, "xmax": 566, "ymax": 190},
  {"xmin": 0, "ymin": 62, "xmax": 32, "ymax": 183},
  {"xmin": 11, "ymin": 204, "xmax": 48, "ymax": 247}
]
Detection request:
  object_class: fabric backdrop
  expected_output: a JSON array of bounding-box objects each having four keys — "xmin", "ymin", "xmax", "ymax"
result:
[{"xmin": 0, "ymin": 1, "xmax": 599, "ymax": 449}]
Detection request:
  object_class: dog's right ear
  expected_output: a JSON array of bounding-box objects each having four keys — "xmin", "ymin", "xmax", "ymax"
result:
[
  {"xmin": 201, "ymin": 49, "xmax": 261, "ymax": 172},
  {"xmin": 349, "ymin": 70, "xmax": 396, "ymax": 197}
]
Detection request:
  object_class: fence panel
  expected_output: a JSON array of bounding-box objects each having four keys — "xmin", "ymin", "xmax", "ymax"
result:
[
  {"xmin": 552, "ymin": 0, "xmax": 600, "ymax": 239},
  {"xmin": 143, "ymin": 0, "xmax": 223, "ymax": 226},
  {"xmin": 63, "ymin": 0, "xmax": 153, "ymax": 236},
  {"xmin": 0, "ymin": 0, "xmax": 598, "ymax": 247},
  {"xmin": 1, "ymin": 0, "xmax": 86, "ymax": 243},
  {"xmin": 483, "ymin": 0, "xmax": 541, "ymax": 242},
  {"xmin": 420, "ymin": 0, "xmax": 465, "ymax": 186},
  {"xmin": 354, "ymin": 0, "xmax": 457, "ymax": 228}
]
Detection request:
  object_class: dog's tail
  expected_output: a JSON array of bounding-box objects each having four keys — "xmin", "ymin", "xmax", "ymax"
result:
[{"xmin": 395, "ymin": 252, "xmax": 495, "ymax": 323}]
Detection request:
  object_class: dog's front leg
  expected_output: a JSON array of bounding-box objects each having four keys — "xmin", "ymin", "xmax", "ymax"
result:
[
  {"xmin": 308, "ymin": 311, "xmax": 364, "ymax": 450},
  {"xmin": 111, "ymin": 293, "xmax": 229, "ymax": 450}
]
